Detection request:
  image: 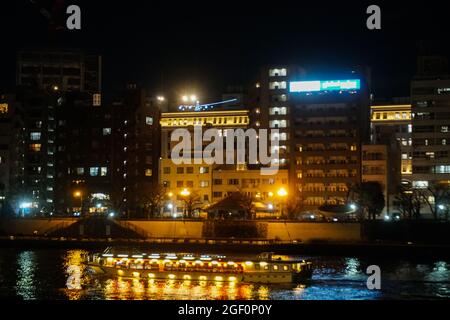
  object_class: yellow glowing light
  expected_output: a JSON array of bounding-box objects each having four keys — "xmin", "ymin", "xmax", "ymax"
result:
[
  {"xmin": 183, "ymin": 275, "xmax": 191, "ymax": 280},
  {"xmin": 180, "ymin": 188, "xmax": 190, "ymax": 196},
  {"xmin": 260, "ymin": 262, "xmax": 268, "ymax": 267},
  {"xmin": 229, "ymin": 276, "xmax": 237, "ymax": 282},
  {"xmin": 118, "ymin": 270, "xmax": 124, "ymax": 276},
  {"xmin": 148, "ymin": 273, "xmax": 155, "ymax": 278},
  {"xmin": 73, "ymin": 191, "xmax": 82, "ymax": 197},
  {"xmin": 227, "ymin": 261, "xmax": 235, "ymax": 265},
  {"xmin": 132, "ymin": 272, "xmax": 140, "ymax": 278},
  {"xmin": 215, "ymin": 276, "xmax": 223, "ymax": 281},
  {"xmin": 168, "ymin": 274, "xmax": 175, "ymax": 279},
  {"xmin": 199, "ymin": 276, "xmax": 207, "ymax": 281},
  {"xmin": 268, "ymin": 192, "xmax": 274, "ymax": 197},
  {"xmin": 182, "ymin": 95, "xmax": 189, "ymax": 102},
  {"xmin": 107, "ymin": 257, "xmax": 113, "ymax": 263},
  {"xmin": 212, "ymin": 261, "xmax": 218, "ymax": 264},
  {"xmin": 277, "ymin": 188, "xmax": 288, "ymax": 197},
  {"xmin": 168, "ymin": 192, "xmax": 174, "ymax": 197},
  {"xmin": 245, "ymin": 261, "xmax": 253, "ymax": 266}
]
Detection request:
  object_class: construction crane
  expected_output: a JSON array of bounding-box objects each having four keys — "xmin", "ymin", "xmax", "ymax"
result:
[{"xmin": 28, "ymin": 0, "xmax": 66, "ymax": 33}]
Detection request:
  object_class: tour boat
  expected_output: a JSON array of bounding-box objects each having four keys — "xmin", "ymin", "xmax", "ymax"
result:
[{"xmin": 85, "ymin": 248, "xmax": 313, "ymax": 284}]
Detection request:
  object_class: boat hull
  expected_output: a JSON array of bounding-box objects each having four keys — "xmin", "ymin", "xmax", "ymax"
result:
[{"xmin": 87, "ymin": 264, "xmax": 310, "ymax": 284}]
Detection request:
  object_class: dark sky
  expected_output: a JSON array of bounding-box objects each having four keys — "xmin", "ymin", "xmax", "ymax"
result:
[{"xmin": 1, "ymin": 0, "xmax": 450, "ymax": 101}]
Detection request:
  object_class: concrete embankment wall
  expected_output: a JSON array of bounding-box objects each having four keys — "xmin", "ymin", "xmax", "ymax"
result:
[
  {"xmin": 122, "ymin": 220, "xmax": 361, "ymax": 241},
  {"xmin": 1, "ymin": 218, "xmax": 362, "ymax": 242},
  {"xmin": 0, "ymin": 218, "xmax": 78, "ymax": 236}
]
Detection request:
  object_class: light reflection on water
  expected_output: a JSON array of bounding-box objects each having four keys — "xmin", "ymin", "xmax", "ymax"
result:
[{"xmin": 0, "ymin": 249, "xmax": 450, "ymax": 300}]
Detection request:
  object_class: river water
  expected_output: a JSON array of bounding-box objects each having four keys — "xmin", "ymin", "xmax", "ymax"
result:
[{"xmin": 0, "ymin": 248, "xmax": 449, "ymax": 300}]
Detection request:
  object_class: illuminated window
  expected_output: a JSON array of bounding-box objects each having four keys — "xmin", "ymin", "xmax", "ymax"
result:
[
  {"xmin": 76, "ymin": 167, "xmax": 84, "ymax": 175},
  {"xmin": 93, "ymin": 93, "xmax": 101, "ymax": 106},
  {"xmin": 0, "ymin": 103, "xmax": 8, "ymax": 114},
  {"xmin": 29, "ymin": 144, "xmax": 41, "ymax": 152},
  {"xmin": 101, "ymin": 167, "xmax": 108, "ymax": 176},
  {"xmin": 30, "ymin": 132, "xmax": 41, "ymax": 141},
  {"xmin": 199, "ymin": 167, "xmax": 209, "ymax": 174},
  {"xmin": 146, "ymin": 117, "xmax": 153, "ymax": 125},
  {"xmin": 145, "ymin": 169, "xmax": 152, "ymax": 176},
  {"xmin": 442, "ymin": 126, "xmax": 449, "ymax": 133},
  {"xmin": 103, "ymin": 128, "xmax": 111, "ymax": 135},
  {"xmin": 413, "ymin": 181, "xmax": 428, "ymax": 189},
  {"xmin": 269, "ymin": 81, "xmax": 287, "ymax": 90},
  {"xmin": 90, "ymin": 167, "xmax": 99, "ymax": 176},
  {"xmin": 200, "ymin": 181, "xmax": 209, "ymax": 188}
]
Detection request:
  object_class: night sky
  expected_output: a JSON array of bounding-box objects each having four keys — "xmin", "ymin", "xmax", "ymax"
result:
[{"xmin": 1, "ymin": 1, "xmax": 449, "ymax": 101}]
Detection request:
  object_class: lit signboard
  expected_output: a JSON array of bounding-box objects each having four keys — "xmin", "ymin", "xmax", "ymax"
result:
[{"xmin": 289, "ymin": 79, "xmax": 361, "ymax": 93}]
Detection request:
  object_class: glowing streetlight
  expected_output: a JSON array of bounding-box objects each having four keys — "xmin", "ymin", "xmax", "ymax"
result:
[
  {"xmin": 277, "ymin": 188, "xmax": 288, "ymax": 218},
  {"xmin": 182, "ymin": 95, "xmax": 189, "ymax": 102},
  {"xmin": 157, "ymin": 96, "xmax": 165, "ymax": 102},
  {"xmin": 268, "ymin": 192, "xmax": 274, "ymax": 197},
  {"xmin": 167, "ymin": 192, "xmax": 174, "ymax": 197},
  {"xmin": 180, "ymin": 189, "xmax": 190, "ymax": 197},
  {"xmin": 277, "ymin": 188, "xmax": 288, "ymax": 197},
  {"xmin": 73, "ymin": 191, "xmax": 83, "ymax": 215}
]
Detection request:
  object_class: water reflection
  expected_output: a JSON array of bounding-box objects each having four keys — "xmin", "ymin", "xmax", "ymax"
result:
[
  {"xmin": 2, "ymin": 249, "xmax": 450, "ymax": 300},
  {"xmin": 15, "ymin": 251, "xmax": 36, "ymax": 300}
]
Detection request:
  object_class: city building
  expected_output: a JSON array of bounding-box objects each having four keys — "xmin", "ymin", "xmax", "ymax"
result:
[
  {"xmin": 362, "ymin": 144, "xmax": 400, "ymax": 215},
  {"xmin": 411, "ymin": 56, "xmax": 450, "ymax": 188},
  {"xmin": 11, "ymin": 87, "xmax": 60, "ymax": 215},
  {"xmin": 370, "ymin": 100, "xmax": 412, "ymax": 181},
  {"xmin": 160, "ymin": 109, "xmax": 250, "ymax": 216},
  {"xmin": 54, "ymin": 86, "xmax": 160, "ymax": 217},
  {"xmin": 289, "ymin": 74, "xmax": 371, "ymax": 211},
  {"xmin": 16, "ymin": 49, "xmax": 102, "ymax": 93},
  {"xmin": 0, "ymin": 94, "xmax": 25, "ymax": 214}
]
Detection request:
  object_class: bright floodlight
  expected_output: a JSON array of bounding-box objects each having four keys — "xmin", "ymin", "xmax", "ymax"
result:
[
  {"xmin": 157, "ymin": 96, "xmax": 165, "ymax": 101},
  {"xmin": 96, "ymin": 203, "xmax": 102, "ymax": 208},
  {"xmin": 190, "ymin": 95, "xmax": 197, "ymax": 102},
  {"xmin": 438, "ymin": 204, "xmax": 445, "ymax": 210},
  {"xmin": 349, "ymin": 203, "xmax": 357, "ymax": 211},
  {"xmin": 167, "ymin": 203, "xmax": 173, "ymax": 209},
  {"xmin": 182, "ymin": 95, "xmax": 189, "ymax": 102}
]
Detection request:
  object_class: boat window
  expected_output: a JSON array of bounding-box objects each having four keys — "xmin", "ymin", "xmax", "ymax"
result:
[
  {"xmin": 264, "ymin": 265, "xmax": 269, "ymax": 270},
  {"xmin": 283, "ymin": 265, "xmax": 289, "ymax": 271},
  {"xmin": 273, "ymin": 265, "xmax": 279, "ymax": 271}
]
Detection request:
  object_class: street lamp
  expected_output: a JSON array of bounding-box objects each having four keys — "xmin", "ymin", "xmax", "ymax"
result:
[
  {"xmin": 180, "ymin": 189, "xmax": 191, "ymax": 218},
  {"xmin": 73, "ymin": 191, "xmax": 83, "ymax": 215},
  {"xmin": 277, "ymin": 188, "xmax": 288, "ymax": 218}
]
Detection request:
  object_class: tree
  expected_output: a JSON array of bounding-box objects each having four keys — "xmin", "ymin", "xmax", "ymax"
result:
[
  {"xmin": 394, "ymin": 184, "xmax": 423, "ymax": 220},
  {"xmin": 140, "ymin": 184, "xmax": 167, "ymax": 219},
  {"xmin": 181, "ymin": 191, "xmax": 202, "ymax": 218},
  {"xmin": 350, "ymin": 182, "xmax": 385, "ymax": 220},
  {"xmin": 421, "ymin": 182, "xmax": 450, "ymax": 220},
  {"xmin": 285, "ymin": 193, "xmax": 301, "ymax": 220},
  {"xmin": 236, "ymin": 191, "xmax": 255, "ymax": 220}
]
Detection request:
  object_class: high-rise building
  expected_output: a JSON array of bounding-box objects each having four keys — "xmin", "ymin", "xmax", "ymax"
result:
[
  {"xmin": 411, "ymin": 56, "xmax": 450, "ymax": 188},
  {"xmin": 16, "ymin": 49, "xmax": 102, "ymax": 93},
  {"xmin": 0, "ymin": 94, "xmax": 26, "ymax": 214},
  {"xmin": 251, "ymin": 66, "xmax": 371, "ymax": 211},
  {"xmin": 54, "ymin": 86, "xmax": 160, "ymax": 217}
]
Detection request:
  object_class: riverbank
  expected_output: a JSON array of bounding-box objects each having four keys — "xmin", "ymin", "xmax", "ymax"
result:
[{"xmin": 2, "ymin": 236, "xmax": 450, "ymax": 259}]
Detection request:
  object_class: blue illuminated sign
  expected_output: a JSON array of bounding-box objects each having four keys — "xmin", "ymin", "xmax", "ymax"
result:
[{"xmin": 289, "ymin": 79, "xmax": 361, "ymax": 93}]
